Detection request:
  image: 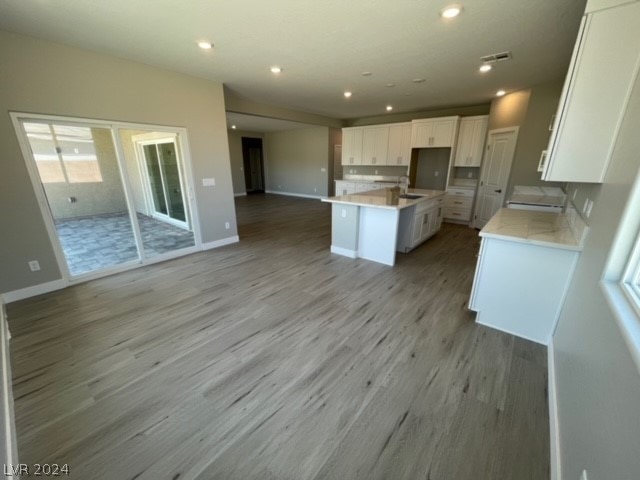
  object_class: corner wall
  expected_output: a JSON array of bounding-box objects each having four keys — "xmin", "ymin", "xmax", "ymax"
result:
[
  {"xmin": 0, "ymin": 30, "xmax": 237, "ymax": 294},
  {"xmin": 264, "ymin": 127, "xmax": 330, "ymax": 197},
  {"xmin": 552, "ymin": 62, "xmax": 640, "ymax": 479}
]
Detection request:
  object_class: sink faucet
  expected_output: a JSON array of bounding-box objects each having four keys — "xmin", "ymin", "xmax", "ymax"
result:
[{"xmin": 397, "ymin": 175, "xmax": 410, "ymax": 194}]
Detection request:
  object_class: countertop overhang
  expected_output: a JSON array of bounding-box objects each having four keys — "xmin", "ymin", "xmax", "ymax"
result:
[{"xmin": 322, "ymin": 188, "xmax": 446, "ymax": 210}]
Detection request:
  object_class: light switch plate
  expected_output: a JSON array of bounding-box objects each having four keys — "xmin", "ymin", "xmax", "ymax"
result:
[
  {"xmin": 202, "ymin": 178, "xmax": 215, "ymax": 187},
  {"xmin": 320, "ymin": 167, "xmax": 326, "ymax": 172}
]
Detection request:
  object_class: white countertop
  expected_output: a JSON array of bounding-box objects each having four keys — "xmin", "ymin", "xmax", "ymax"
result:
[
  {"xmin": 480, "ymin": 208, "xmax": 582, "ymax": 251},
  {"xmin": 322, "ymin": 188, "xmax": 446, "ymax": 210}
]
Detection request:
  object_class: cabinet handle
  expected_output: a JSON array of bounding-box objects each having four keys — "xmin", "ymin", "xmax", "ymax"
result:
[{"xmin": 454, "ymin": 201, "xmax": 463, "ymax": 204}]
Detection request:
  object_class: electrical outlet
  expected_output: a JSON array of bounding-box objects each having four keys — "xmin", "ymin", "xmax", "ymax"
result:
[
  {"xmin": 202, "ymin": 178, "xmax": 215, "ymax": 187},
  {"xmin": 314, "ymin": 188, "xmax": 317, "ymax": 192},
  {"xmin": 320, "ymin": 167, "xmax": 326, "ymax": 172},
  {"xmin": 225, "ymin": 222, "xmax": 230, "ymax": 229},
  {"xmin": 375, "ymin": 169, "xmax": 378, "ymax": 174},
  {"xmin": 278, "ymin": 185, "xmax": 282, "ymax": 189},
  {"xmin": 341, "ymin": 208, "xmax": 347, "ymax": 218},
  {"xmin": 28, "ymin": 260, "xmax": 40, "ymax": 272},
  {"xmin": 468, "ymin": 172, "xmax": 473, "ymax": 178},
  {"xmin": 434, "ymin": 171, "xmax": 439, "ymax": 177},
  {"xmin": 580, "ymin": 469, "xmax": 588, "ymax": 480}
]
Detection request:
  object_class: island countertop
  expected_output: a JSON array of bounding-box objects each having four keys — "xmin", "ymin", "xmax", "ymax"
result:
[
  {"xmin": 480, "ymin": 208, "xmax": 582, "ymax": 251},
  {"xmin": 322, "ymin": 188, "xmax": 446, "ymax": 210}
]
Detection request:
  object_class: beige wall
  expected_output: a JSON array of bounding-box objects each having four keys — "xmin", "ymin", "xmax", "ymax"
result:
[
  {"xmin": 0, "ymin": 30, "xmax": 236, "ymax": 294},
  {"xmin": 264, "ymin": 127, "xmax": 330, "ymax": 197},
  {"xmin": 227, "ymin": 130, "xmax": 264, "ymax": 195},
  {"xmin": 553, "ymin": 69, "xmax": 640, "ymax": 479},
  {"xmin": 224, "ymin": 88, "xmax": 343, "ymax": 128},
  {"xmin": 42, "ymin": 128, "xmax": 128, "ymax": 219},
  {"xmin": 487, "ymin": 90, "xmax": 531, "ymax": 131}
]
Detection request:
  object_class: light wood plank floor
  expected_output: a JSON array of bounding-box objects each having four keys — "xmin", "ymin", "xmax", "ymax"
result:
[{"xmin": 7, "ymin": 194, "xmax": 549, "ymax": 480}]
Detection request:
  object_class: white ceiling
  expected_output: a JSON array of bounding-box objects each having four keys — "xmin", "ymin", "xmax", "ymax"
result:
[
  {"xmin": 226, "ymin": 113, "xmax": 311, "ymax": 132},
  {"xmin": 0, "ymin": 0, "xmax": 586, "ymax": 120}
]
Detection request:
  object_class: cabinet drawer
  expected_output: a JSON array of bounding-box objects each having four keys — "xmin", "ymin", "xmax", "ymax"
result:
[
  {"xmin": 443, "ymin": 207, "xmax": 472, "ymax": 220},
  {"xmin": 445, "ymin": 196, "xmax": 473, "ymax": 209},
  {"xmin": 447, "ymin": 188, "xmax": 474, "ymax": 198}
]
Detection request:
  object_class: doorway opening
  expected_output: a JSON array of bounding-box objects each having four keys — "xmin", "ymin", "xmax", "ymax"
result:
[
  {"xmin": 13, "ymin": 114, "xmax": 200, "ymax": 281},
  {"xmin": 241, "ymin": 137, "xmax": 265, "ymax": 193}
]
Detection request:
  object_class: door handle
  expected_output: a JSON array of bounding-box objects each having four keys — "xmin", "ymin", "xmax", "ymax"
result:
[{"xmin": 494, "ymin": 189, "xmax": 502, "ymax": 193}]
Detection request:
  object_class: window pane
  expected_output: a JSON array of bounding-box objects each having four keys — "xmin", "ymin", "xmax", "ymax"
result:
[
  {"xmin": 158, "ymin": 142, "xmax": 186, "ymax": 222},
  {"xmin": 143, "ymin": 144, "xmax": 168, "ymax": 215},
  {"xmin": 53, "ymin": 125, "xmax": 103, "ymax": 183},
  {"xmin": 23, "ymin": 122, "xmax": 65, "ymax": 183}
]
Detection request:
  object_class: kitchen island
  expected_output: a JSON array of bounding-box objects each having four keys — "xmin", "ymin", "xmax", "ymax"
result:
[{"xmin": 322, "ymin": 188, "xmax": 445, "ymax": 266}]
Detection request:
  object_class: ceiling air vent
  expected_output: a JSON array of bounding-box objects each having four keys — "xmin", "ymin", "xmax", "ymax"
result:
[{"xmin": 480, "ymin": 51, "xmax": 512, "ymax": 64}]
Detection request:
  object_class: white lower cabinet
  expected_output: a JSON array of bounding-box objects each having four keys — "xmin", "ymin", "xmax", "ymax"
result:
[
  {"xmin": 469, "ymin": 236, "xmax": 579, "ymax": 344},
  {"xmin": 443, "ymin": 187, "xmax": 475, "ymax": 222},
  {"xmin": 397, "ymin": 196, "xmax": 444, "ymax": 253},
  {"xmin": 335, "ymin": 181, "xmax": 357, "ymax": 195}
]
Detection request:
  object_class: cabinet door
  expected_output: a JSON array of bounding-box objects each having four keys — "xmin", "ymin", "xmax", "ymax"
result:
[
  {"xmin": 454, "ymin": 120, "xmax": 475, "ymax": 166},
  {"xmin": 411, "ymin": 122, "xmax": 434, "ymax": 148},
  {"xmin": 468, "ymin": 117, "xmax": 488, "ymax": 167},
  {"xmin": 387, "ymin": 123, "xmax": 412, "ymax": 166},
  {"xmin": 431, "ymin": 120, "xmax": 456, "ymax": 147},
  {"xmin": 543, "ymin": 3, "xmax": 640, "ymax": 182},
  {"xmin": 341, "ymin": 128, "xmax": 363, "ymax": 165},
  {"xmin": 362, "ymin": 127, "xmax": 389, "ymax": 165}
]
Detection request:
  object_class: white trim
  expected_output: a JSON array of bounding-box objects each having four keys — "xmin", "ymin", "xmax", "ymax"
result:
[
  {"xmin": 330, "ymin": 245, "xmax": 357, "ymax": 259},
  {"xmin": 265, "ymin": 190, "xmax": 325, "ymax": 200},
  {"xmin": 201, "ymin": 236, "xmax": 240, "ymax": 251},
  {"xmin": 3, "ymin": 279, "xmax": 67, "ymax": 303},
  {"xmin": 234, "ymin": 192, "xmax": 247, "ymax": 197},
  {"xmin": 548, "ymin": 339, "xmax": 562, "ymax": 480},
  {"xmin": 0, "ymin": 301, "xmax": 18, "ymax": 468}
]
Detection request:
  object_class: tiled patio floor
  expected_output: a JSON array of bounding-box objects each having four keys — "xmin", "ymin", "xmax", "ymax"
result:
[{"xmin": 55, "ymin": 212, "xmax": 195, "ymax": 276}]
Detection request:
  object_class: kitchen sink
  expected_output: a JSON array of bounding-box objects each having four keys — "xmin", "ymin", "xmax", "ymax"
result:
[{"xmin": 399, "ymin": 194, "xmax": 423, "ymax": 199}]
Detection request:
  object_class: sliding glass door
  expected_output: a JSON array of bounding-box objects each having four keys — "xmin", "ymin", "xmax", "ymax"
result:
[{"xmin": 14, "ymin": 114, "xmax": 199, "ymax": 281}]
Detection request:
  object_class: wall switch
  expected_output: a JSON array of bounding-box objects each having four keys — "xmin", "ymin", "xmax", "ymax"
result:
[
  {"xmin": 375, "ymin": 169, "xmax": 378, "ymax": 174},
  {"xmin": 320, "ymin": 167, "xmax": 326, "ymax": 172},
  {"xmin": 580, "ymin": 470, "xmax": 588, "ymax": 480},
  {"xmin": 28, "ymin": 260, "xmax": 40, "ymax": 272},
  {"xmin": 341, "ymin": 208, "xmax": 347, "ymax": 218},
  {"xmin": 434, "ymin": 171, "xmax": 439, "ymax": 177},
  {"xmin": 314, "ymin": 188, "xmax": 317, "ymax": 192},
  {"xmin": 225, "ymin": 222, "xmax": 230, "ymax": 229},
  {"xmin": 202, "ymin": 178, "xmax": 216, "ymax": 187}
]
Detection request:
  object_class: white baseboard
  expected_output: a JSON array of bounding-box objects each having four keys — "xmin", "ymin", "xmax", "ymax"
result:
[
  {"xmin": 330, "ymin": 245, "xmax": 357, "ymax": 259},
  {"xmin": 2, "ymin": 279, "xmax": 67, "ymax": 304},
  {"xmin": 548, "ymin": 338, "xmax": 561, "ymax": 480},
  {"xmin": 265, "ymin": 190, "xmax": 325, "ymax": 200},
  {"xmin": 234, "ymin": 192, "xmax": 247, "ymax": 197},
  {"xmin": 201, "ymin": 236, "xmax": 239, "ymax": 251}
]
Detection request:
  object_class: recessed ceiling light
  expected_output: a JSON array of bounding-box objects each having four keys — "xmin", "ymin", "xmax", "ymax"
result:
[
  {"xmin": 197, "ymin": 41, "xmax": 213, "ymax": 50},
  {"xmin": 496, "ymin": 90, "xmax": 506, "ymax": 96},
  {"xmin": 441, "ymin": 5, "xmax": 462, "ymax": 18},
  {"xmin": 386, "ymin": 105, "xmax": 393, "ymax": 111},
  {"xmin": 231, "ymin": 125, "xmax": 237, "ymax": 129},
  {"xmin": 412, "ymin": 78, "xmax": 426, "ymax": 83},
  {"xmin": 361, "ymin": 71, "xmax": 373, "ymax": 76},
  {"xmin": 344, "ymin": 91, "xmax": 353, "ymax": 98},
  {"xmin": 404, "ymin": 92, "xmax": 412, "ymax": 96},
  {"xmin": 386, "ymin": 83, "xmax": 395, "ymax": 88},
  {"xmin": 479, "ymin": 64, "xmax": 492, "ymax": 73},
  {"xmin": 270, "ymin": 66, "xmax": 282, "ymax": 74}
]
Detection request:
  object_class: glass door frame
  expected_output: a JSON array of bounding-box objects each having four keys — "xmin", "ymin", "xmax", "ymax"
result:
[
  {"xmin": 10, "ymin": 112, "xmax": 202, "ymax": 285},
  {"xmin": 132, "ymin": 132, "xmax": 191, "ymax": 231}
]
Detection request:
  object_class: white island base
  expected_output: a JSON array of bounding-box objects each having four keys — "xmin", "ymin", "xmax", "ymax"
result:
[{"xmin": 323, "ymin": 188, "xmax": 446, "ymax": 266}]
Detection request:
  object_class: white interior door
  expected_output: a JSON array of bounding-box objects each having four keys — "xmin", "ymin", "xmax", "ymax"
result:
[{"xmin": 473, "ymin": 128, "xmax": 519, "ymax": 229}]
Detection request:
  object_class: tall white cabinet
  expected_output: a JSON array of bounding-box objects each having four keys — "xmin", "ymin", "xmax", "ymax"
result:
[
  {"xmin": 410, "ymin": 117, "xmax": 458, "ymax": 148},
  {"xmin": 541, "ymin": 0, "xmax": 640, "ymax": 182},
  {"xmin": 387, "ymin": 123, "xmax": 412, "ymax": 166},
  {"xmin": 453, "ymin": 116, "xmax": 488, "ymax": 167}
]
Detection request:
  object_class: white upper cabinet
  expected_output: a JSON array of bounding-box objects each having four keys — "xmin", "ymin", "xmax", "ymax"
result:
[
  {"xmin": 362, "ymin": 126, "xmax": 390, "ymax": 166},
  {"xmin": 411, "ymin": 117, "xmax": 459, "ymax": 148},
  {"xmin": 387, "ymin": 123, "xmax": 412, "ymax": 166},
  {"xmin": 542, "ymin": 1, "xmax": 640, "ymax": 182},
  {"xmin": 453, "ymin": 116, "xmax": 488, "ymax": 167},
  {"xmin": 341, "ymin": 127, "xmax": 363, "ymax": 165}
]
